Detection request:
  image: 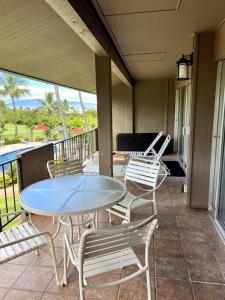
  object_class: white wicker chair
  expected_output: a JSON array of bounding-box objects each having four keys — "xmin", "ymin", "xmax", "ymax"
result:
[
  {"xmin": 0, "ymin": 210, "xmax": 59, "ymax": 285},
  {"xmin": 128, "ymin": 130, "xmax": 163, "ymax": 157},
  {"xmin": 63, "ymin": 215, "xmax": 158, "ymax": 300},
  {"xmin": 47, "ymin": 157, "xmax": 95, "ymax": 239},
  {"xmin": 106, "ymin": 157, "xmax": 167, "ymax": 223}
]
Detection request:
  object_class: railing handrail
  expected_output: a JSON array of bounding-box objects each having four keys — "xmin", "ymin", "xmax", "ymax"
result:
[{"xmin": 53, "ymin": 128, "xmax": 97, "ymax": 145}]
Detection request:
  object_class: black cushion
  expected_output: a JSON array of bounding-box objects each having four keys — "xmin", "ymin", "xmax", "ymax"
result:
[{"xmin": 116, "ymin": 133, "xmax": 173, "ymax": 154}]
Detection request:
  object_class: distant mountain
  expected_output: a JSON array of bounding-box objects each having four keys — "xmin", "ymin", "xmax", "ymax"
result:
[{"xmin": 5, "ymin": 98, "xmax": 97, "ymax": 110}]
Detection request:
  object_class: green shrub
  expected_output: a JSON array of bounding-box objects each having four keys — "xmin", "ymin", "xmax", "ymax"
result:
[
  {"xmin": 6, "ymin": 163, "xmax": 17, "ymax": 184},
  {"xmin": 35, "ymin": 135, "xmax": 44, "ymax": 142},
  {"xmin": 4, "ymin": 137, "xmax": 20, "ymax": 145},
  {"xmin": 51, "ymin": 132, "xmax": 59, "ymax": 141},
  {"xmin": 19, "ymin": 135, "xmax": 30, "ymax": 142},
  {"xmin": 0, "ymin": 175, "xmax": 12, "ymax": 188}
]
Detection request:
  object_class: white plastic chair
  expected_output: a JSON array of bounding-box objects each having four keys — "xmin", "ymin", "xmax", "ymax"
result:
[
  {"xmin": 47, "ymin": 157, "xmax": 95, "ymax": 240},
  {"xmin": 106, "ymin": 157, "xmax": 167, "ymax": 223},
  {"xmin": 149, "ymin": 135, "xmax": 171, "ymax": 175},
  {"xmin": 128, "ymin": 130, "xmax": 163, "ymax": 157},
  {"xmin": 63, "ymin": 215, "xmax": 158, "ymax": 300},
  {"xmin": 47, "ymin": 156, "xmax": 83, "ymax": 178},
  {"xmin": 0, "ymin": 210, "xmax": 59, "ymax": 285}
]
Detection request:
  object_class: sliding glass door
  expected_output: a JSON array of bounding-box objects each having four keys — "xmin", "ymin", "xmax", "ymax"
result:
[
  {"xmin": 209, "ymin": 60, "xmax": 225, "ymax": 230},
  {"xmin": 175, "ymin": 83, "xmax": 191, "ymax": 172}
]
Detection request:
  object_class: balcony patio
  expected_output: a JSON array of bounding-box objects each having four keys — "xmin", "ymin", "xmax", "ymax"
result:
[
  {"xmin": 0, "ymin": 1, "xmax": 225, "ymax": 299},
  {"xmin": 0, "ymin": 173, "xmax": 224, "ymax": 300}
]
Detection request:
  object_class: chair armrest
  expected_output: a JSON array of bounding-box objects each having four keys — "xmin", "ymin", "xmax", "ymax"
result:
[
  {"xmin": 0, "ymin": 231, "xmax": 53, "ymax": 249},
  {"xmin": 81, "ymin": 215, "xmax": 157, "ymax": 238}
]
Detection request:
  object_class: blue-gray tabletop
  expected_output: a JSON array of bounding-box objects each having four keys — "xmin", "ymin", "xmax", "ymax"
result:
[{"xmin": 20, "ymin": 175, "xmax": 127, "ymax": 216}]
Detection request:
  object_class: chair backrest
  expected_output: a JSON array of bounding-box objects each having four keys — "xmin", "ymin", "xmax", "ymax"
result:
[
  {"xmin": 155, "ymin": 135, "xmax": 171, "ymax": 161},
  {"xmin": 125, "ymin": 157, "xmax": 160, "ymax": 188},
  {"xmin": 143, "ymin": 130, "xmax": 163, "ymax": 156},
  {"xmin": 79, "ymin": 215, "xmax": 158, "ymax": 261},
  {"xmin": 47, "ymin": 156, "xmax": 83, "ymax": 178}
]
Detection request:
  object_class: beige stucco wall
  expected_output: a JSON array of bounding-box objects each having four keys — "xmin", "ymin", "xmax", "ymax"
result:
[
  {"xmin": 112, "ymin": 81, "xmax": 133, "ymax": 150},
  {"xmin": 215, "ymin": 20, "xmax": 225, "ymax": 60},
  {"xmin": 134, "ymin": 79, "xmax": 175, "ymax": 138},
  {"xmin": 189, "ymin": 32, "xmax": 217, "ymax": 208}
]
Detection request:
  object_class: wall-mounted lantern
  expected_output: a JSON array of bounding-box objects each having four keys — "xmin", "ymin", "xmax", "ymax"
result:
[{"xmin": 176, "ymin": 53, "xmax": 193, "ymax": 80}]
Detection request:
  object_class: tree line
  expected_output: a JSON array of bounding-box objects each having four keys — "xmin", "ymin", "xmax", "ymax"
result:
[{"xmin": 0, "ymin": 74, "xmax": 97, "ymax": 142}]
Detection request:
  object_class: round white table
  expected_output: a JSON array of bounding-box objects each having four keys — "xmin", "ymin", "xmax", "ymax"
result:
[{"xmin": 20, "ymin": 175, "xmax": 127, "ymax": 239}]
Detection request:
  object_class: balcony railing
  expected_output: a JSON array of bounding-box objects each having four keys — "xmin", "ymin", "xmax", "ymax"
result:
[
  {"xmin": 54, "ymin": 128, "xmax": 98, "ymax": 160},
  {"xmin": 0, "ymin": 128, "xmax": 98, "ymax": 231},
  {"xmin": 0, "ymin": 159, "xmax": 20, "ymax": 231}
]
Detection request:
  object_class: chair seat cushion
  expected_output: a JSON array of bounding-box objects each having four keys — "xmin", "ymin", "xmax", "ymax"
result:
[{"xmin": 0, "ymin": 222, "xmax": 48, "ymax": 264}]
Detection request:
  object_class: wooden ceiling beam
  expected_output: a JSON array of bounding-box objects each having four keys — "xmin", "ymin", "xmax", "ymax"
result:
[{"xmin": 67, "ymin": 0, "xmax": 134, "ymax": 86}]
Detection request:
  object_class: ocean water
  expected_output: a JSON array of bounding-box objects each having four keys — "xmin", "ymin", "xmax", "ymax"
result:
[{"xmin": 5, "ymin": 99, "xmax": 96, "ymax": 110}]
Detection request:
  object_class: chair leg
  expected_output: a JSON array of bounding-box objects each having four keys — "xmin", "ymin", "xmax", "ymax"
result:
[
  {"xmin": 76, "ymin": 216, "xmax": 81, "ymax": 240},
  {"xmin": 108, "ymin": 212, "xmax": 112, "ymax": 223},
  {"xmin": 94, "ymin": 212, "xmax": 98, "ymax": 228},
  {"xmin": 152, "ymin": 200, "xmax": 157, "ymax": 215},
  {"xmin": 49, "ymin": 240, "xmax": 60, "ymax": 286},
  {"xmin": 63, "ymin": 240, "xmax": 68, "ymax": 286},
  {"xmin": 79, "ymin": 282, "xmax": 85, "ymax": 300},
  {"xmin": 146, "ymin": 268, "xmax": 152, "ymax": 300}
]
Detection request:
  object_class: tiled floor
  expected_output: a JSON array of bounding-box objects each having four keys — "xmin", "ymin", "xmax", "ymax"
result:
[{"xmin": 1, "ymin": 176, "xmax": 225, "ymax": 299}]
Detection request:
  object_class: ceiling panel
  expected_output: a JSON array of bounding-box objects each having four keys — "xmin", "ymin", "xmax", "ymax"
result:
[
  {"xmin": 124, "ymin": 52, "xmax": 165, "ymax": 63},
  {"xmin": 96, "ymin": 0, "xmax": 180, "ymax": 15},
  {"xmin": 93, "ymin": 0, "xmax": 225, "ymax": 79},
  {"xmin": 0, "ymin": 0, "xmax": 96, "ymax": 92}
]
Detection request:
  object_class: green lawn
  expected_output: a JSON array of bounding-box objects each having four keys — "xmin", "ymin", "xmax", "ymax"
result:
[
  {"xmin": 3, "ymin": 124, "xmax": 45, "ymax": 138},
  {"xmin": 0, "ymin": 194, "xmax": 21, "ymax": 231}
]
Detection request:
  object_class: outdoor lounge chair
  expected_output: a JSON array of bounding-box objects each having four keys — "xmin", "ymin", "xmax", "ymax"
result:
[
  {"xmin": 128, "ymin": 130, "xmax": 163, "ymax": 157},
  {"xmin": 0, "ymin": 210, "xmax": 59, "ymax": 285},
  {"xmin": 106, "ymin": 157, "xmax": 167, "ymax": 223},
  {"xmin": 47, "ymin": 156, "xmax": 95, "ymax": 239},
  {"xmin": 63, "ymin": 215, "xmax": 158, "ymax": 300}
]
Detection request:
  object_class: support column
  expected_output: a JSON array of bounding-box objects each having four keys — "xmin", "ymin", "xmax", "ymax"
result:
[
  {"xmin": 95, "ymin": 55, "xmax": 113, "ymax": 176},
  {"xmin": 188, "ymin": 32, "xmax": 217, "ymax": 208}
]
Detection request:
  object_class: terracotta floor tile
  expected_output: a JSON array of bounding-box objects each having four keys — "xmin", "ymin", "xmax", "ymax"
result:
[
  {"xmin": 192, "ymin": 282, "xmax": 225, "ymax": 300},
  {"xmin": 1, "ymin": 172, "xmax": 225, "ymax": 299},
  {"xmin": 30, "ymin": 246, "xmax": 63, "ymax": 267},
  {"xmin": 0, "ymin": 264, "xmax": 26, "ymax": 288},
  {"xmin": 156, "ymin": 256, "xmax": 189, "ymax": 280},
  {"xmin": 156, "ymin": 278, "xmax": 193, "ymax": 300},
  {"xmin": 3, "ymin": 289, "xmax": 42, "ymax": 300},
  {"xmin": 0, "ymin": 288, "xmax": 8, "ymax": 299},
  {"xmin": 7, "ymin": 252, "xmax": 34, "ymax": 266},
  {"xmin": 155, "ymin": 239, "xmax": 184, "ymax": 257},
  {"xmin": 118, "ymin": 277, "xmax": 150, "ymax": 300},
  {"xmin": 85, "ymin": 272, "xmax": 120, "ymax": 299},
  {"xmin": 12, "ymin": 266, "xmax": 55, "ymax": 292},
  {"xmin": 186, "ymin": 256, "xmax": 224, "ymax": 283},
  {"xmin": 46, "ymin": 268, "xmax": 79, "ymax": 297},
  {"xmin": 41, "ymin": 293, "xmax": 77, "ymax": 300}
]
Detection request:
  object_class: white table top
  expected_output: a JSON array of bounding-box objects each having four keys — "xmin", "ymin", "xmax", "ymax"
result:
[{"xmin": 20, "ymin": 175, "xmax": 127, "ymax": 217}]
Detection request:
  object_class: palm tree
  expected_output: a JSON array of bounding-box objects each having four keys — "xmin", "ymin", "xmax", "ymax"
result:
[
  {"xmin": 0, "ymin": 75, "xmax": 30, "ymax": 137},
  {"xmin": 54, "ymin": 85, "xmax": 69, "ymax": 139},
  {"xmin": 62, "ymin": 99, "xmax": 70, "ymax": 113},
  {"xmin": 0, "ymin": 99, "xmax": 6, "ymax": 119},
  {"xmin": 40, "ymin": 92, "xmax": 55, "ymax": 114},
  {"xmin": 78, "ymin": 91, "xmax": 89, "ymax": 132}
]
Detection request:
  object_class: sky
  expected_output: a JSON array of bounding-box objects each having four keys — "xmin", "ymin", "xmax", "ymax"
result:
[{"xmin": 0, "ymin": 71, "xmax": 97, "ymax": 104}]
